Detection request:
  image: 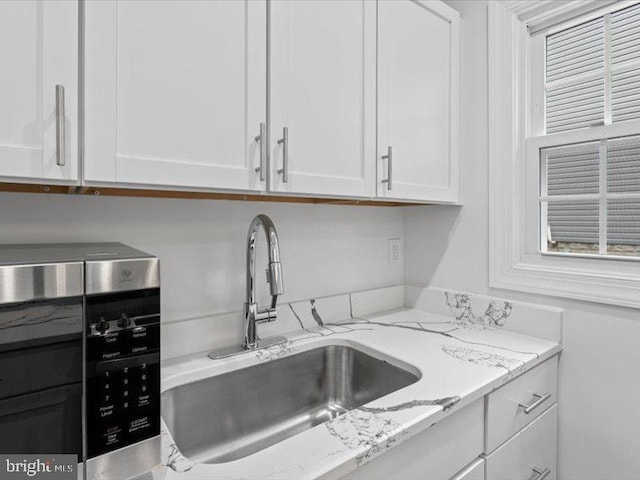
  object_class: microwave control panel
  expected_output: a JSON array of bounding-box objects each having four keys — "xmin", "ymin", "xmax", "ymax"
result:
[{"xmin": 85, "ymin": 288, "xmax": 160, "ymax": 458}]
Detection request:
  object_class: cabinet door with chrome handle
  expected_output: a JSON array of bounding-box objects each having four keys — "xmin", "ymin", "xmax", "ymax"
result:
[
  {"xmin": 0, "ymin": 0, "xmax": 78, "ymax": 182},
  {"xmin": 84, "ymin": 0, "xmax": 266, "ymax": 190},
  {"xmin": 269, "ymin": 0, "xmax": 376, "ymax": 197},
  {"xmin": 377, "ymin": 0, "xmax": 459, "ymax": 202}
]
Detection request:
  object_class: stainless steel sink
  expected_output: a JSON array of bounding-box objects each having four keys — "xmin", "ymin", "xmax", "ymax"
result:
[{"xmin": 162, "ymin": 344, "xmax": 420, "ymax": 463}]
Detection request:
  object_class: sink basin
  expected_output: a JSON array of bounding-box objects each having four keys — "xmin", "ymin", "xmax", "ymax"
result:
[{"xmin": 162, "ymin": 344, "xmax": 420, "ymax": 463}]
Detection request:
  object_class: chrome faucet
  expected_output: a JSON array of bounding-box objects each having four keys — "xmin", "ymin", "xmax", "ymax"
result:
[
  {"xmin": 244, "ymin": 214, "xmax": 284, "ymax": 348},
  {"xmin": 209, "ymin": 214, "xmax": 286, "ymax": 359}
]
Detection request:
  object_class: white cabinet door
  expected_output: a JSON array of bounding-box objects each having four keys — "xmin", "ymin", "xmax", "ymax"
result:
[
  {"xmin": 269, "ymin": 0, "xmax": 376, "ymax": 197},
  {"xmin": 84, "ymin": 0, "xmax": 266, "ymax": 191},
  {"xmin": 486, "ymin": 404, "xmax": 558, "ymax": 480},
  {"xmin": 343, "ymin": 399, "xmax": 484, "ymax": 480},
  {"xmin": 0, "ymin": 0, "xmax": 78, "ymax": 183},
  {"xmin": 377, "ymin": 0, "xmax": 459, "ymax": 203}
]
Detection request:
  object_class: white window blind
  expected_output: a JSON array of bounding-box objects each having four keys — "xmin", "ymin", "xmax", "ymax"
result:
[
  {"xmin": 607, "ymin": 136, "xmax": 640, "ymax": 251},
  {"xmin": 545, "ymin": 3, "xmax": 640, "ymax": 134},
  {"xmin": 540, "ymin": 2, "xmax": 640, "ymax": 259},
  {"xmin": 542, "ymin": 135, "xmax": 640, "ymax": 256},
  {"xmin": 543, "ymin": 142, "xmax": 600, "ymax": 248},
  {"xmin": 611, "ymin": 3, "xmax": 640, "ymax": 123}
]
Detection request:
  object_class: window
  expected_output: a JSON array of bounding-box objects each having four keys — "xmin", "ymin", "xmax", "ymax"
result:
[
  {"xmin": 489, "ymin": 0, "xmax": 640, "ymax": 308},
  {"xmin": 533, "ymin": 3, "xmax": 640, "ymax": 259}
]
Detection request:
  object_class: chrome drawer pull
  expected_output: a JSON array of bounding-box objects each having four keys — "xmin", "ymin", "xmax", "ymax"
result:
[
  {"xmin": 520, "ymin": 392, "xmax": 551, "ymax": 414},
  {"xmin": 55, "ymin": 84, "xmax": 66, "ymax": 166},
  {"xmin": 532, "ymin": 466, "xmax": 551, "ymax": 480},
  {"xmin": 254, "ymin": 122, "xmax": 266, "ymax": 181}
]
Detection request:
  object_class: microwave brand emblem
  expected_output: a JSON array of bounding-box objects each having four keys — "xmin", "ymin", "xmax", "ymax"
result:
[{"xmin": 120, "ymin": 269, "xmax": 132, "ymax": 281}]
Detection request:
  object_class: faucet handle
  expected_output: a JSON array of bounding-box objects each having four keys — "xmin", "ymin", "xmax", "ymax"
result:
[{"xmin": 255, "ymin": 307, "xmax": 277, "ymax": 324}]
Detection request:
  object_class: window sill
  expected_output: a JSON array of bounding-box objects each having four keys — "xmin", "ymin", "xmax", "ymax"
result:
[{"xmin": 491, "ymin": 253, "xmax": 640, "ymax": 309}]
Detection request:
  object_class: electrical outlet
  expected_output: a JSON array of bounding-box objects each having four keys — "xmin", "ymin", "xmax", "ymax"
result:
[{"xmin": 388, "ymin": 238, "xmax": 402, "ymax": 266}]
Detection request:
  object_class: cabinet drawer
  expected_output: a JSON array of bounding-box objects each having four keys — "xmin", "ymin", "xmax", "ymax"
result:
[
  {"xmin": 343, "ymin": 398, "xmax": 483, "ymax": 480},
  {"xmin": 485, "ymin": 356, "xmax": 558, "ymax": 453},
  {"xmin": 486, "ymin": 403, "xmax": 557, "ymax": 480}
]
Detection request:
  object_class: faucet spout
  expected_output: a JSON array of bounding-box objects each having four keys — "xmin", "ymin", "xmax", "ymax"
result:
[{"xmin": 246, "ymin": 214, "xmax": 284, "ymax": 303}]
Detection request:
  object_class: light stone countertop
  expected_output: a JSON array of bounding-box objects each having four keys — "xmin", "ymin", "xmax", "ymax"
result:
[{"xmin": 152, "ymin": 307, "xmax": 561, "ymax": 480}]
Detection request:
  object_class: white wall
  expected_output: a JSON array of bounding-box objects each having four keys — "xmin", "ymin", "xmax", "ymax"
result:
[
  {"xmin": 406, "ymin": 2, "xmax": 640, "ymax": 479},
  {"xmin": 0, "ymin": 192, "xmax": 403, "ymax": 349}
]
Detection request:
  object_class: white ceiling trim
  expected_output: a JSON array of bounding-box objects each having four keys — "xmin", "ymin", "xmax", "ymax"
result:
[{"xmin": 502, "ymin": 0, "xmax": 622, "ymax": 34}]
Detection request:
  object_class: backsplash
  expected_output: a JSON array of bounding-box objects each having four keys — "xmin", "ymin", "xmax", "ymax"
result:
[
  {"xmin": 405, "ymin": 285, "xmax": 563, "ymax": 343},
  {"xmin": 163, "ymin": 283, "xmax": 563, "ymax": 359},
  {"xmin": 0, "ymin": 193, "xmax": 562, "ymax": 360},
  {"xmin": 163, "ymin": 285, "xmax": 406, "ymax": 359},
  {"xmin": 0, "ymin": 192, "xmax": 403, "ymax": 356}
]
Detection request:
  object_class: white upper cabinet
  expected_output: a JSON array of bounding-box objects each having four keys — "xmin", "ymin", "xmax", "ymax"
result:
[
  {"xmin": 269, "ymin": 0, "xmax": 376, "ymax": 198},
  {"xmin": 0, "ymin": 0, "xmax": 78, "ymax": 183},
  {"xmin": 84, "ymin": 0, "xmax": 267, "ymax": 191},
  {"xmin": 377, "ymin": 0, "xmax": 460, "ymax": 203},
  {"xmin": 2, "ymin": 0, "xmax": 460, "ymax": 202}
]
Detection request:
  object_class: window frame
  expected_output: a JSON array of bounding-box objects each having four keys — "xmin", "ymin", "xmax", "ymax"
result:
[{"xmin": 488, "ymin": 0, "xmax": 640, "ymax": 309}]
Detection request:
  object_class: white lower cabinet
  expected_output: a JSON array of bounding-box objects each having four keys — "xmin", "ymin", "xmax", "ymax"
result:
[
  {"xmin": 343, "ymin": 399, "xmax": 484, "ymax": 480},
  {"xmin": 343, "ymin": 356, "xmax": 559, "ymax": 480},
  {"xmin": 486, "ymin": 404, "xmax": 558, "ymax": 480}
]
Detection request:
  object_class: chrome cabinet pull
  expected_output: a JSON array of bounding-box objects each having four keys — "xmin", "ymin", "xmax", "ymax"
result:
[
  {"xmin": 55, "ymin": 84, "xmax": 66, "ymax": 166},
  {"xmin": 381, "ymin": 146, "xmax": 392, "ymax": 190},
  {"xmin": 277, "ymin": 126, "xmax": 288, "ymax": 183},
  {"xmin": 254, "ymin": 122, "xmax": 266, "ymax": 181},
  {"xmin": 531, "ymin": 467, "xmax": 551, "ymax": 480},
  {"xmin": 520, "ymin": 392, "xmax": 551, "ymax": 414}
]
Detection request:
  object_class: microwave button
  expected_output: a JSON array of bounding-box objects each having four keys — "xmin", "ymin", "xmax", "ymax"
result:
[
  {"xmin": 95, "ymin": 318, "xmax": 109, "ymax": 334},
  {"xmin": 99, "ymin": 403, "xmax": 115, "ymax": 419}
]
